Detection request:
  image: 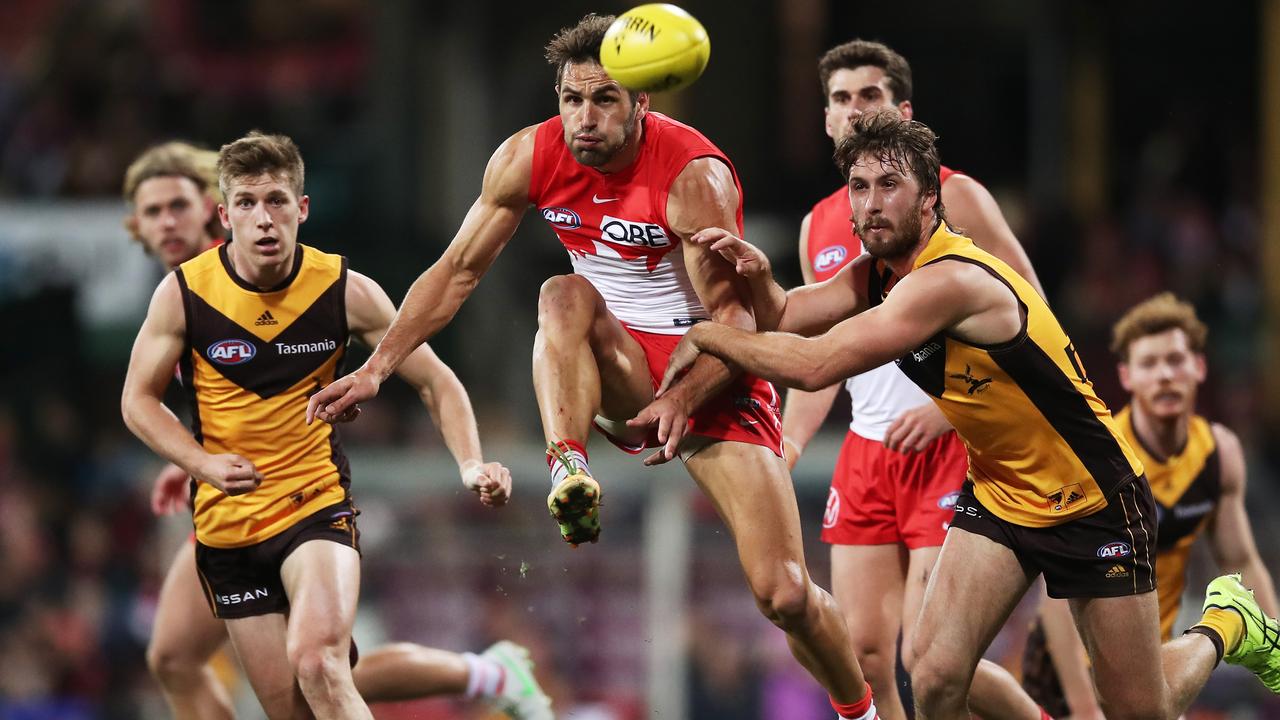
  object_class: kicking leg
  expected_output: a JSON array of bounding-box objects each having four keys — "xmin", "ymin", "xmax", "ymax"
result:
[
  {"xmin": 148, "ymin": 539, "xmax": 235, "ymax": 720},
  {"xmin": 224, "ymin": 612, "xmax": 308, "ymax": 720},
  {"xmin": 533, "ymin": 274, "xmax": 653, "ymax": 544}
]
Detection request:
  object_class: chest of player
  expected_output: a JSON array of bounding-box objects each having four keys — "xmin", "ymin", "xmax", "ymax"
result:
[
  {"xmin": 536, "ymin": 171, "xmax": 679, "ymax": 265},
  {"xmin": 1149, "ymin": 450, "xmax": 1221, "ymax": 550}
]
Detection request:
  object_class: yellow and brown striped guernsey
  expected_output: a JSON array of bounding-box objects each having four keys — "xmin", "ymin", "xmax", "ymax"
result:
[
  {"xmin": 175, "ymin": 243, "xmax": 350, "ymax": 548},
  {"xmin": 876, "ymin": 224, "xmax": 1144, "ymax": 527},
  {"xmin": 1115, "ymin": 406, "xmax": 1220, "ymax": 639}
]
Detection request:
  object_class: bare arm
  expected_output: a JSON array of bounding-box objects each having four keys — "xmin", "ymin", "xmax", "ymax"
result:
[
  {"xmin": 627, "ymin": 157, "xmax": 755, "ymax": 462},
  {"xmin": 346, "ymin": 270, "xmax": 511, "ymax": 506},
  {"xmin": 307, "ymin": 126, "xmax": 536, "ymax": 424},
  {"xmin": 942, "ymin": 174, "xmax": 1046, "ymax": 300},
  {"xmin": 1207, "ymin": 423, "xmax": 1278, "ymax": 615},
  {"xmin": 121, "ymin": 275, "xmax": 262, "ymax": 494},
  {"xmin": 660, "ymin": 261, "xmax": 1003, "ymax": 394}
]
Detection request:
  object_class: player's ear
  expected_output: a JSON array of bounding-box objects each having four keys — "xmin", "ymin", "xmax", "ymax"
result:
[
  {"xmin": 1192, "ymin": 353, "xmax": 1207, "ymax": 383},
  {"xmin": 634, "ymin": 91, "xmax": 650, "ymax": 117},
  {"xmin": 297, "ymin": 195, "xmax": 310, "ymax": 224},
  {"xmin": 898, "ymin": 100, "xmax": 914, "ymax": 120},
  {"xmin": 218, "ymin": 204, "xmax": 231, "ymax": 231},
  {"xmin": 1117, "ymin": 362, "xmax": 1132, "ymax": 392}
]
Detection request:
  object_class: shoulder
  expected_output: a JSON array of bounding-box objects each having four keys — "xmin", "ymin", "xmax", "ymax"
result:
[
  {"xmin": 484, "ymin": 124, "xmax": 540, "ymax": 204},
  {"xmin": 1211, "ymin": 421, "xmax": 1246, "ymax": 491},
  {"xmin": 939, "ymin": 172, "xmax": 990, "ymax": 208},
  {"xmin": 343, "ymin": 268, "xmax": 395, "ymax": 333}
]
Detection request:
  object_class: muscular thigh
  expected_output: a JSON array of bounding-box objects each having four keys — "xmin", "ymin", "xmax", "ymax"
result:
[
  {"xmin": 684, "ymin": 440, "xmax": 805, "ymax": 574},
  {"xmin": 586, "ymin": 304, "xmax": 654, "ymax": 422},
  {"xmin": 912, "ymin": 527, "xmax": 1034, "ymax": 675},
  {"xmin": 1069, "ymin": 592, "xmax": 1164, "ymax": 710}
]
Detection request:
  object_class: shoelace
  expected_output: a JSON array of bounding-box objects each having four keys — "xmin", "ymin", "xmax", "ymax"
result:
[{"xmin": 546, "ymin": 440, "xmax": 580, "ymax": 476}]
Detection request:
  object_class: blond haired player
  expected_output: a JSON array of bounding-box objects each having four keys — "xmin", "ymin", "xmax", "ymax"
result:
[
  {"xmin": 122, "ymin": 132, "xmax": 550, "ymax": 719},
  {"xmin": 659, "ymin": 110, "xmax": 1280, "ymax": 720},
  {"xmin": 1022, "ymin": 293, "xmax": 1280, "ymax": 718},
  {"xmin": 785, "ymin": 40, "xmax": 1047, "ymax": 720},
  {"xmin": 309, "ymin": 13, "xmax": 881, "ymax": 720}
]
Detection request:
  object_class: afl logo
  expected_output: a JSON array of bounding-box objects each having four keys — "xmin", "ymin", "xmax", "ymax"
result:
[
  {"xmin": 822, "ymin": 487, "xmax": 841, "ymax": 529},
  {"xmin": 1096, "ymin": 542, "xmax": 1132, "ymax": 559},
  {"xmin": 541, "ymin": 207, "xmax": 581, "ymax": 230},
  {"xmin": 814, "ymin": 246, "xmax": 848, "ymax": 272},
  {"xmin": 207, "ymin": 339, "xmax": 256, "ymax": 365},
  {"xmin": 937, "ymin": 491, "xmax": 960, "ymax": 510}
]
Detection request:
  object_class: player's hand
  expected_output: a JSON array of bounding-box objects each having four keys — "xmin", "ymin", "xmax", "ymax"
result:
[
  {"xmin": 461, "ymin": 460, "xmax": 512, "ymax": 507},
  {"xmin": 883, "ymin": 403, "xmax": 953, "ymax": 453},
  {"xmin": 628, "ymin": 391, "xmax": 694, "ymax": 466},
  {"xmin": 150, "ymin": 463, "xmax": 192, "ymax": 515},
  {"xmin": 655, "ymin": 327, "xmax": 706, "ymax": 397},
  {"xmin": 691, "ymin": 227, "xmax": 771, "ymax": 280},
  {"xmin": 306, "ymin": 368, "xmax": 380, "ymax": 425},
  {"xmin": 195, "ymin": 454, "xmax": 263, "ymax": 495}
]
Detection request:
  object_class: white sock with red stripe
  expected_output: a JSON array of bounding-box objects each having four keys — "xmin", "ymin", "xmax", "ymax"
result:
[
  {"xmin": 547, "ymin": 439, "xmax": 590, "ymax": 488},
  {"xmin": 831, "ymin": 683, "xmax": 878, "ymax": 720},
  {"xmin": 462, "ymin": 652, "xmax": 506, "ymax": 699}
]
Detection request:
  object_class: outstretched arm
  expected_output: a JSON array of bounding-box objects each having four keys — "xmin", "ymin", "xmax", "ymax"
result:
[
  {"xmin": 307, "ymin": 126, "xmax": 536, "ymax": 424},
  {"xmin": 122, "ymin": 275, "xmax": 262, "ymax": 495},
  {"xmin": 346, "ymin": 270, "xmax": 511, "ymax": 506},
  {"xmin": 658, "ymin": 260, "xmax": 1006, "ymax": 395},
  {"xmin": 1207, "ymin": 424, "xmax": 1278, "ymax": 615}
]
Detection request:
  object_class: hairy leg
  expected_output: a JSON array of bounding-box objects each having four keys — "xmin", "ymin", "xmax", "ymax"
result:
[{"xmin": 910, "ymin": 528, "xmax": 1033, "ymax": 720}]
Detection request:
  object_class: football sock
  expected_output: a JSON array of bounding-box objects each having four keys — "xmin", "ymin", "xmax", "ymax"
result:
[
  {"xmin": 462, "ymin": 652, "xmax": 506, "ymax": 699},
  {"xmin": 547, "ymin": 439, "xmax": 590, "ymax": 488},
  {"xmin": 831, "ymin": 683, "xmax": 877, "ymax": 720},
  {"xmin": 1189, "ymin": 607, "xmax": 1244, "ymax": 664}
]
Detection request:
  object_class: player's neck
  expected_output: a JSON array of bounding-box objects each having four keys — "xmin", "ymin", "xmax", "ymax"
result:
[
  {"xmin": 1131, "ymin": 404, "xmax": 1190, "ymax": 460},
  {"xmin": 885, "ymin": 217, "xmax": 942, "ymax": 277},
  {"xmin": 226, "ymin": 241, "xmax": 295, "ymax": 290}
]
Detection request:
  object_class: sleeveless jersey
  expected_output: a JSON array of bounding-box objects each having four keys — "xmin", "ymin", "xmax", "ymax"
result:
[
  {"xmin": 806, "ymin": 166, "xmax": 960, "ymax": 441},
  {"xmin": 883, "ymin": 224, "xmax": 1144, "ymax": 527},
  {"xmin": 529, "ymin": 112, "xmax": 744, "ymax": 334},
  {"xmin": 175, "ymin": 244, "xmax": 351, "ymax": 548},
  {"xmin": 1115, "ymin": 406, "xmax": 1220, "ymax": 639}
]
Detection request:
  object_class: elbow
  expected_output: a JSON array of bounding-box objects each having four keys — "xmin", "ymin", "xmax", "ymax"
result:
[{"xmin": 793, "ymin": 358, "xmax": 836, "ymax": 392}]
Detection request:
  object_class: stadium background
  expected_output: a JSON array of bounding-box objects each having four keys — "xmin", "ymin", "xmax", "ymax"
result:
[{"xmin": 1, "ymin": 0, "xmax": 1278, "ymax": 718}]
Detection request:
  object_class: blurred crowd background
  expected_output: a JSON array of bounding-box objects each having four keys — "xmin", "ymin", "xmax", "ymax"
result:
[{"xmin": 2, "ymin": 0, "xmax": 1279, "ymax": 718}]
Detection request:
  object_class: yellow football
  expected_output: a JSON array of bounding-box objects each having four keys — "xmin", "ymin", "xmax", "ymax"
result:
[{"xmin": 600, "ymin": 4, "xmax": 710, "ymax": 93}]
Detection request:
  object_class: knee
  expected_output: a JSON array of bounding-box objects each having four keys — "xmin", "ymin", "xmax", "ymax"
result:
[
  {"xmin": 146, "ymin": 637, "xmax": 203, "ymax": 685},
  {"xmin": 848, "ymin": 628, "xmax": 897, "ymax": 680},
  {"xmin": 288, "ymin": 634, "xmax": 349, "ymax": 689},
  {"xmin": 909, "ymin": 653, "xmax": 971, "ymax": 714},
  {"xmin": 537, "ymin": 274, "xmax": 596, "ymax": 325},
  {"xmin": 750, "ymin": 566, "xmax": 814, "ymax": 631}
]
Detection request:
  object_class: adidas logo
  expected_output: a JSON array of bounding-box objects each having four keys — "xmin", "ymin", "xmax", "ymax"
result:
[
  {"xmin": 1065, "ymin": 491, "xmax": 1084, "ymax": 505},
  {"xmin": 1105, "ymin": 564, "xmax": 1130, "ymax": 579},
  {"xmin": 255, "ymin": 310, "xmax": 279, "ymax": 326}
]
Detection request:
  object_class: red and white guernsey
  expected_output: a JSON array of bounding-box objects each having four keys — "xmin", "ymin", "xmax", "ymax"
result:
[
  {"xmin": 806, "ymin": 166, "xmax": 961, "ymax": 442},
  {"xmin": 529, "ymin": 112, "xmax": 744, "ymax": 334}
]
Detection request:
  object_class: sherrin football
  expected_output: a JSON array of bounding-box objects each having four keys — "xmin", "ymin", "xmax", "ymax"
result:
[{"xmin": 600, "ymin": 4, "xmax": 710, "ymax": 93}]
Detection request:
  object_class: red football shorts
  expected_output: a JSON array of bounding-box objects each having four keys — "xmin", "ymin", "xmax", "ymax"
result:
[
  {"xmin": 820, "ymin": 429, "xmax": 968, "ymax": 549},
  {"xmin": 593, "ymin": 325, "xmax": 783, "ymax": 457}
]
